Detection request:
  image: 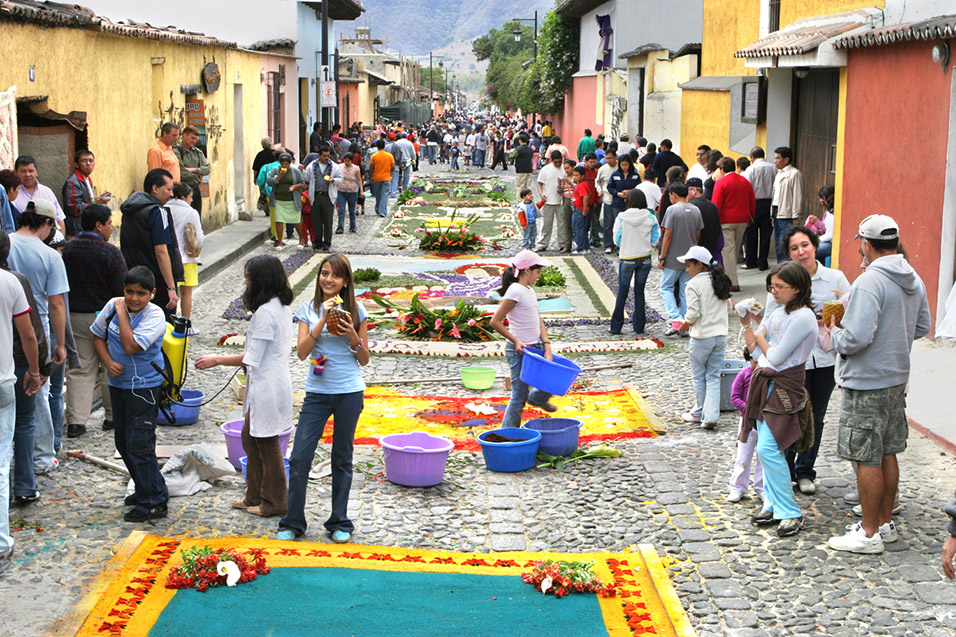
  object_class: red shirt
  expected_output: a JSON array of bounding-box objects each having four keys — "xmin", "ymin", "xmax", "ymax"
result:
[
  {"xmin": 572, "ymin": 181, "xmax": 591, "ymax": 212},
  {"xmin": 712, "ymin": 172, "xmax": 756, "ymax": 224}
]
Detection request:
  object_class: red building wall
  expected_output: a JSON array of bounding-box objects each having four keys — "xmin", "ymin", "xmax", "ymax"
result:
[
  {"xmin": 841, "ymin": 39, "xmax": 953, "ymax": 325},
  {"xmin": 546, "ymin": 75, "xmax": 603, "ymax": 146}
]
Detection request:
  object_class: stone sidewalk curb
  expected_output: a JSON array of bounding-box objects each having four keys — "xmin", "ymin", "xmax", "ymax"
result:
[{"xmin": 196, "ymin": 216, "xmax": 272, "ymax": 285}]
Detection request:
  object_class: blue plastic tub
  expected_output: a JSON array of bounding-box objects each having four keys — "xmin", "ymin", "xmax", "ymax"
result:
[
  {"xmin": 477, "ymin": 427, "xmax": 541, "ymax": 472},
  {"xmin": 519, "ymin": 347, "xmax": 582, "ymax": 396},
  {"xmin": 158, "ymin": 389, "xmax": 204, "ymax": 426},
  {"xmin": 523, "ymin": 418, "xmax": 583, "ymax": 456},
  {"xmin": 240, "ymin": 456, "xmax": 290, "ymax": 481}
]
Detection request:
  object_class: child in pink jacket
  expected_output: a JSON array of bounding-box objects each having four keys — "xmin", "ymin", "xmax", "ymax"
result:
[{"xmin": 728, "ymin": 347, "xmax": 764, "ymax": 502}]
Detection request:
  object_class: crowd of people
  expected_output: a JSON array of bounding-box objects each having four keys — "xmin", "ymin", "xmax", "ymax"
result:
[{"xmin": 0, "ymin": 112, "xmax": 952, "ymax": 577}]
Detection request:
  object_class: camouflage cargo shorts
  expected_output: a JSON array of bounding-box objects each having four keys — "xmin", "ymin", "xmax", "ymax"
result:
[{"xmin": 837, "ymin": 384, "xmax": 908, "ymax": 466}]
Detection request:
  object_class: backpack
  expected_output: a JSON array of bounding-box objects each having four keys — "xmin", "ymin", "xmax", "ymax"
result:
[{"xmin": 183, "ymin": 222, "xmax": 202, "ymax": 259}]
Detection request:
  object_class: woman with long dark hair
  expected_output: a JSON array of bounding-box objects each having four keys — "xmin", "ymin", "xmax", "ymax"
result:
[
  {"xmin": 740, "ymin": 261, "xmax": 817, "ymax": 537},
  {"xmin": 197, "ymin": 255, "xmax": 293, "ymax": 517}
]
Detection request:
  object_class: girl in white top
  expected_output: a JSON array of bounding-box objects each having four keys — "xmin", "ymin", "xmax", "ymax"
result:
[
  {"xmin": 677, "ymin": 246, "xmax": 732, "ymax": 429},
  {"xmin": 490, "ymin": 250, "xmax": 556, "ymax": 427},
  {"xmin": 739, "ymin": 261, "xmax": 818, "ymax": 537},
  {"xmin": 167, "ymin": 182, "xmax": 204, "ymax": 324},
  {"xmin": 196, "ymin": 255, "xmax": 293, "ymax": 517}
]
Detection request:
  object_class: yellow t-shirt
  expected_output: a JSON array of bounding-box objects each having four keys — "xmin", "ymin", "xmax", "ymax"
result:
[{"xmin": 370, "ymin": 150, "xmax": 395, "ymax": 183}]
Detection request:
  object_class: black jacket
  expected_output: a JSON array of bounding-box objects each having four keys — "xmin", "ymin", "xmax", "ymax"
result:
[
  {"xmin": 691, "ymin": 196, "xmax": 721, "ymax": 258},
  {"xmin": 10, "ymin": 271, "xmax": 52, "ymax": 377},
  {"xmin": 119, "ymin": 192, "xmax": 183, "ymax": 304},
  {"xmin": 513, "ymin": 145, "xmax": 534, "ymax": 174}
]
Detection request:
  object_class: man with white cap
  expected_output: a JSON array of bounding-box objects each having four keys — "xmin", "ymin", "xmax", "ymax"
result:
[{"xmin": 826, "ymin": 214, "xmax": 931, "ymax": 554}]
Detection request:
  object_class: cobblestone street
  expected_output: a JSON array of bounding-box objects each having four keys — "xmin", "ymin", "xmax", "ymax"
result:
[{"xmin": 3, "ymin": 164, "xmax": 956, "ymax": 636}]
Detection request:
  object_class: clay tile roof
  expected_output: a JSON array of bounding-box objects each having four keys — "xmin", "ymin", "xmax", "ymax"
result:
[
  {"xmin": 0, "ymin": 0, "xmax": 237, "ymax": 48},
  {"xmin": 247, "ymin": 38, "xmax": 297, "ymax": 52},
  {"xmin": 833, "ymin": 14, "xmax": 956, "ymax": 49},
  {"xmin": 735, "ymin": 9, "xmax": 876, "ymax": 58}
]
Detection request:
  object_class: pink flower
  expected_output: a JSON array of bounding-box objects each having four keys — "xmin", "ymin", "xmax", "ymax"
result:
[
  {"xmin": 451, "ymin": 324, "xmax": 461, "ymax": 339},
  {"xmin": 398, "ymin": 314, "xmax": 410, "ymax": 325},
  {"xmin": 467, "ymin": 319, "xmax": 476, "ymax": 326},
  {"xmin": 434, "ymin": 318, "xmax": 442, "ymax": 329}
]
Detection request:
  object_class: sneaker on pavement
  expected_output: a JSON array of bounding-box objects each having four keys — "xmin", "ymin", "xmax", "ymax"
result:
[
  {"xmin": 752, "ymin": 508, "xmax": 775, "ymax": 526},
  {"xmin": 604, "ymin": 247, "xmax": 613, "ymax": 254},
  {"xmin": 797, "ymin": 478, "xmax": 816, "ymax": 495},
  {"xmin": 681, "ymin": 412, "xmax": 701, "ymax": 423},
  {"xmin": 777, "ymin": 516, "xmax": 804, "ymax": 537},
  {"xmin": 879, "ymin": 521, "xmax": 899, "ymax": 543},
  {"xmin": 186, "ymin": 327, "xmax": 200, "ymax": 337},
  {"xmin": 664, "ymin": 328, "xmax": 680, "ymax": 337},
  {"xmin": 828, "ymin": 523, "xmax": 884, "ymax": 553},
  {"xmin": 701, "ymin": 421, "xmax": 717, "ymax": 430},
  {"xmin": 102, "ymin": 419, "xmax": 113, "ymax": 431},
  {"xmin": 843, "ymin": 492, "xmax": 860, "ymax": 505},
  {"xmin": 853, "ymin": 502, "xmax": 902, "ymax": 517},
  {"xmin": 66, "ymin": 423, "xmax": 87, "ymax": 438},
  {"xmin": 34, "ymin": 458, "xmax": 58, "ymax": 475},
  {"xmin": 726, "ymin": 487, "xmax": 745, "ymax": 503}
]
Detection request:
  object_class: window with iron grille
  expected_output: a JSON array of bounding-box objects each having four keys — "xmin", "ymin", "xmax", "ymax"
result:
[
  {"xmin": 269, "ymin": 71, "xmax": 282, "ymax": 144},
  {"xmin": 769, "ymin": 0, "xmax": 781, "ymax": 32}
]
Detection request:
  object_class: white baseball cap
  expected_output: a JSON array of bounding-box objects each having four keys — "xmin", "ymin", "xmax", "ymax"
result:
[
  {"xmin": 855, "ymin": 214, "xmax": 899, "ymax": 240},
  {"xmin": 676, "ymin": 245, "xmax": 714, "ymax": 264}
]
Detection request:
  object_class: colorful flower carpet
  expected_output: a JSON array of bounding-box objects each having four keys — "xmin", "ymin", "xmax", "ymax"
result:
[
  {"xmin": 346, "ymin": 387, "xmax": 662, "ymax": 451},
  {"xmin": 74, "ymin": 533, "xmax": 693, "ymax": 636}
]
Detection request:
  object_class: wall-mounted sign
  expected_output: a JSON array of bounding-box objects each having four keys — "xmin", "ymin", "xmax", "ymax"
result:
[
  {"xmin": 320, "ymin": 81, "xmax": 337, "ymax": 108},
  {"xmin": 740, "ymin": 77, "xmax": 765, "ymax": 125},
  {"xmin": 180, "ymin": 84, "xmax": 202, "ymax": 94},
  {"xmin": 185, "ymin": 98, "xmax": 205, "ymax": 127},
  {"xmin": 202, "ymin": 62, "xmax": 221, "ymax": 93}
]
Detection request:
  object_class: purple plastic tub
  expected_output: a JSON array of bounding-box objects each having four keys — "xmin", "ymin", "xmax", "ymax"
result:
[
  {"xmin": 380, "ymin": 431, "xmax": 454, "ymax": 487},
  {"xmin": 523, "ymin": 417, "xmax": 583, "ymax": 456},
  {"xmin": 220, "ymin": 420, "xmax": 294, "ymax": 472}
]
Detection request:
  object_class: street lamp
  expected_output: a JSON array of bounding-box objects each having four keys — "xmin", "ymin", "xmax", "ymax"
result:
[{"xmin": 512, "ymin": 11, "xmax": 538, "ymax": 126}]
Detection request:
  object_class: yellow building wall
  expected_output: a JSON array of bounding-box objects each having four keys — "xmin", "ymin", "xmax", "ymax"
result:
[
  {"xmin": 780, "ymin": 0, "xmax": 885, "ymax": 27},
  {"xmin": 700, "ymin": 0, "xmax": 761, "ymax": 78},
  {"xmin": 679, "ymin": 90, "xmax": 732, "ymax": 167},
  {"xmin": 0, "ymin": 22, "xmax": 263, "ymax": 231}
]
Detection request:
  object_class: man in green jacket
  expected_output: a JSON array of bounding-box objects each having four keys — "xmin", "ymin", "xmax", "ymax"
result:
[
  {"xmin": 174, "ymin": 125, "xmax": 210, "ymax": 217},
  {"xmin": 577, "ymin": 129, "xmax": 596, "ymax": 162}
]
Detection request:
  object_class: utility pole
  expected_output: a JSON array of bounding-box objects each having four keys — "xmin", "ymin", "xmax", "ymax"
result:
[
  {"xmin": 321, "ymin": 0, "xmax": 330, "ymax": 133},
  {"xmin": 429, "ymin": 52, "xmax": 433, "ymax": 118}
]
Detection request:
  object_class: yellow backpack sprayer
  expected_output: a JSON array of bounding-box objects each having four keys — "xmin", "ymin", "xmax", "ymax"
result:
[{"xmin": 152, "ymin": 316, "xmax": 190, "ymax": 423}]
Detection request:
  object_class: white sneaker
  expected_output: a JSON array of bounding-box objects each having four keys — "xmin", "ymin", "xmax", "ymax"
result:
[
  {"xmin": 186, "ymin": 327, "xmax": 200, "ymax": 337},
  {"xmin": 797, "ymin": 478, "xmax": 816, "ymax": 494},
  {"xmin": 604, "ymin": 247, "xmax": 613, "ymax": 254},
  {"xmin": 879, "ymin": 521, "xmax": 899, "ymax": 543},
  {"xmin": 828, "ymin": 523, "xmax": 884, "ymax": 554},
  {"xmin": 726, "ymin": 487, "xmax": 745, "ymax": 502},
  {"xmin": 681, "ymin": 412, "xmax": 701, "ymax": 423}
]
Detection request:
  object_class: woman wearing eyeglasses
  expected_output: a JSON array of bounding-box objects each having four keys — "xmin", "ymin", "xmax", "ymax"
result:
[{"xmin": 738, "ymin": 261, "xmax": 818, "ymax": 537}]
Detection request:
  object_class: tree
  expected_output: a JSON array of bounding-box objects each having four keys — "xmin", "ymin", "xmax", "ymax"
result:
[
  {"xmin": 420, "ymin": 66, "xmax": 449, "ymax": 96},
  {"xmin": 473, "ymin": 22, "xmax": 534, "ymax": 113}
]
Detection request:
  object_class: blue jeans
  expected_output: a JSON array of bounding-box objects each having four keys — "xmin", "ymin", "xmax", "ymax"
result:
[
  {"xmin": 603, "ymin": 204, "xmax": 618, "ymax": 249},
  {"xmin": 281, "ymin": 391, "xmax": 364, "ymax": 536},
  {"xmin": 688, "ymin": 335, "xmax": 727, "ymax": 424},
  {"xmin": 571, "ymin": 207, "xmax": 589, "ymax": 252},
  {"xmin": 49, "ymin": 358, "xmax": 64, "ymax": 453},
  {"xmin": 400, "ymin": 163, "xmax": 411, "ymax": 192},
  {"xmin": 110, "ymin": 385, "xmax": 168, "ymax": 509},
  {"xmin": 816, "ymin": 241, "xmax": 832, "ymax": 263},
  {"xmin": 659, "ymin": 267, "xmax": 691, "ymax": 320},
  {"xmin": 389, "ymin": 169, "xmax": 400, "ymax": 197},
  {"xmin": 522, "ymin": 222, "xmax": 537, "ymax": 250},
  {"xmin": 336, "ymin": 191, "xmax": 358, "ymax": 232},
  {"xmin": 0, "ymin": 379, "xmax": 15, "ymax": 555},
  {"xmin": 427, "ymin": 144, "xmax": 437, "ymax": 164},
  {"xmin": 502, "ymin": 342, "xmax": 553, "ymax": 428},
  {"xmin": 474, "ymin": 148, "xmax": 486, "ymax": 168},
  {"xmin": 12, "ymin": 366, "xmax": 37, "ymax": 497},
  {"xmin": 756, "ymin": 404, "xmax": 802, "ymax": 520},
  {"xmin": 371, "ymin": 180, "xmax": 389, "ymax": 217},
  {"xmin": 610, "ymin": 256, "xmax": 652, "ymax": 333},
  {"xmin": 773, "ymin": 217, "xmax": 794, "ymax": 263}
]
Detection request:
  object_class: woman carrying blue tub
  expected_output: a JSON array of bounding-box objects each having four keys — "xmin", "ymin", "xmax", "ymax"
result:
[{"xmin": 490, "ymin": 250, "xmax": 558, "ymax": 427}]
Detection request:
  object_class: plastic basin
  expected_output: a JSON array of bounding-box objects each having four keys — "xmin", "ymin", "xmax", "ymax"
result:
[
  {"xmin": 158, "ymin": 389, "xmax": 204, "ymax": 426},
  {"xmin": 240, "ymin": 456, "xmax": 290, "ymax": 481},
  {"xmin": 380, "ymin": 431, "xmax": 454, "ymax": 487},
  {"xmin": 519, "ymin": 347, "xmax": 582, "ymax": 396},
  {"xmin": 523, "ymin": 418, "xmax": 583, "ymax": 456},
  {"xmin": 460, "ymin": 366, "xmax": 496, "ymax": 390},
  {"xmin": 720, "ymin": 360, "xmax": 747, "ymax": 411},
  {"xmin": 477, "ymin": 427, "xmax": 541, "ymax": 472},
  {"xmin": 220, "ymin": 420, "xmax": 294, "ymax": 471}
]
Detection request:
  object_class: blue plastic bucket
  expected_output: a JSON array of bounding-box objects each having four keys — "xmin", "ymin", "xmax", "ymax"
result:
[
  {"xmin": 477, "ymin": 427, "xmax": 541, "ymax": 472},
  {"xmin": 158, "ymin": 389, "xmax": 204, "ymax": 426},
  {"xmin": 523, "ymin": 418, "xmax": 583, "ymax": 456},
  {"xmin": 519, "ymin": 347, "xmax": 582, "ymax": 396},
  {"xmin": 240, "ymin": 456, "xmax": 290, "ymax": 481}
]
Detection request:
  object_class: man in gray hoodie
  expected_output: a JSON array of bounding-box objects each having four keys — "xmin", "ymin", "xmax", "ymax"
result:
[{"xmin": 826, "ymin": 214, "xmax": 931, "ymax": 554}]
